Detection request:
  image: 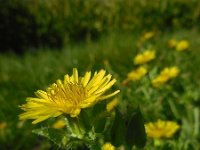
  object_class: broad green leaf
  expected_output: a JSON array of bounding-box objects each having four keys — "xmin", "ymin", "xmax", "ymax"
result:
[
  {"xmin": 126, "ymin": 107, "xmax": 146, "ymax": 148},
  {"xmin": 110, "ymin": 109, "xmax": 126, "ymax": 147},
  {"xmin": 91, "ymin": 103, "xmax": 110, "ymax": 133},
  {"xmin": 93, "ymin": 116, "xmax": 107, "ymax": 133}
]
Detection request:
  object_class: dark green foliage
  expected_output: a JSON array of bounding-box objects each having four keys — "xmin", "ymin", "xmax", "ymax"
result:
[
  {"xmin": 1, "ymin": 0, "xmax": 200, "ymax": 52},
  {"xmin": 0, "ymin": 0, "xmax": 38, "ymax": 53},
  {"xmin": 126, "ymin": 107, "xmax": 146, "ymax": 148},
  {"xmin": 110, "ymin": 109, "xmax": 126, "ymax": 147}
]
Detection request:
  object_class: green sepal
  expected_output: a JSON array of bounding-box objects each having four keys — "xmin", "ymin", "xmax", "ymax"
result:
[
  {"xmin": 64, "ymin": 117, "xmax": 85, "ymax": 139},
  {"xmin": 126, "ymin": 107, "xmax": 146, "ymax": 148},
  {"xmin": 110, "ymin": 109, "xmax": 126, "ymax": 147},
  {"xmin": 32, "ymin": 127, "xmax": 68, "ymax": 148}
]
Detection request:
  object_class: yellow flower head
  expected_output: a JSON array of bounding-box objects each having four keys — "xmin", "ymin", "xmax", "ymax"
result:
[
  {"xmin": 19, "ymin": 68, "xmax": 120, "ymax": 124},
  {"xmin": 106, "ymin": 98, "xmax": 119, "ymax": 112},
  {"xmin": 52, "ymin": 119, "xmax": 65, "ymax": 129},
  {"xmin": 176, "ymin": 40, "xmax": 189, "ymax": 51},
  {"xmin": 127, "ymin": 66, "xmax": 147, "ymax": 81},
  {"xmin": 142, "ymin": 31, "xmax": 155, "ymax": 41},
  {"xmin": 134, "ymin": 50, "xmax": 156, "ymax": 65},
  {"xmin": 152, "ymin": 66, "xmax": 179, "ymax": 87},
  {"xmin": 168, "ymin": 39, "xmax": 177, "ymax": 48},
  {"xmin": 145, "ymin": 119, "xmax": 180, "ymax": 139},
  {"xmin": 102, "ymin": 143, "xmax": 115, "ymax": 150},
  {"xmin": 160, "ymin": 66, "xmax": 179, "ymax": 78}
]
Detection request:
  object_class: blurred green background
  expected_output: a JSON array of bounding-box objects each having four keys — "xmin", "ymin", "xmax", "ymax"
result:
[
  {"xmin": 1, "ymin": 0, "xmax": 200, "ymax": 53},
  {"xmin": 0, "ymin": 0, "xmax": 200, "ymax": 149}
]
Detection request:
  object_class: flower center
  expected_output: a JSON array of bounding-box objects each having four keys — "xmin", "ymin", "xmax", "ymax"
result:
[{"xmin": 47, "ymin": 83, "xmax": 87, "ymax": 106}]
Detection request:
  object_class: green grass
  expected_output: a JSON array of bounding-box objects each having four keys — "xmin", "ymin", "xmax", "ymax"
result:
[{"xmin": 0, "ymin": 29, "xmax": 200, "ymax": 149}]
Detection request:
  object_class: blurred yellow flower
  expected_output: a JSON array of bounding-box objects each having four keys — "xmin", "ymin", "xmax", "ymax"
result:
[
  {"xmin": 19, "ymin": 68, "xmax": 120, "ymax": 124},
  {"xmin": 142, "ymin": 31, "xmax": 155, "ymax": 41},
  {"xmin": 152, "ymin": 66, "xmax": 179, "ymax": 87},
  {"xmin": 0, "ymin": 122, "xmax": 7, "ymax": 129},
  {"xmin": 52, "ymin": 119, "xmax": 65, "ymax": 129},
  {"xmin": 168, "ymin": 39, "xmax": 177, "ymax": 48},
  {"xmin": 106, "ymin": 98, "xmax": 119, "ymax": 112},
  {"xmin": 102, "ymin": 143, "xmax": 115, "ymax": 150},
  {"xmin": 145, "ymin": 119, "xmax": 180, "ymax": 138},
  {"xmin": 176, "ymin": 40, "xmax": 189, "ymax": 51},
  {"xmin": 127, "ymin": 66, "xmax": 147, "ymax": 81},
  {"xmin": 161, "ymin": 66, "xmax": 179, "ymax": 78},
  {"xmin": 134, "ymin": 50, "xmax": 156, "ymax": 65}
]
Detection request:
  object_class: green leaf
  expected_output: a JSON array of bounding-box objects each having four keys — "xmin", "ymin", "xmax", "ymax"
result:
[
  {"xmin": 79, "ymin": 110, "xmax": 92, "ymax": 131},
  {"xmin": 93, "ymin": 116, "xmax": 107, "ymax": 133},
  {"xmin": 91, "ymin": 103, "xmax": 110, "ymax": 133},
  {"xmin": 110, "ymin": 109, "xmax": 126, "ymax": 147},
  {"xmin": 89, "ymin": 142, "xmax": 102, "ymax": 150},
  {"xmin": 126, "ymin": 107, "xmax": 146, "ymax": 148},
  {"xmin": 64, "ymin": 117, "xmax": 85, "ymax": 139},
  {"xmin": 32, "ymin": 127, "xmax": 68, "ymax": 148}
]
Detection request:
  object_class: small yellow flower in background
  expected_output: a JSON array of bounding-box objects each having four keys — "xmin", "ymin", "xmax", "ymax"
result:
[
  {"xmin": 152, "ymin": 66, "xmax": 179, "ymax": 87},
  {"xmin": 102, "ymin": 142, "xmax": 115, "ymax": 150},
  {"xmin": 176, "ymin": 40, "xmax": 189, "ymax": 51},
  {"xmin": 52, "ymin": 119, "xmax": 65, "ymax": 129},
  {"xmin": 160, "ymin": 66, "xmax": 179, "ymax": 78},
  {"xmin": 142, "ymin": 31, "xmax": 155, "ymax": 41},
  {"xmin": 134, "ymin": 50, "xmax": 156, "ymax": 65},
  {"xmin": 145, "ymin": 119, "xmax": 180, "ymax": 138},
  {"xmin": 168, "ymin": 39, "xmax": 177, "ymax": 48},
  {"xmin": 127, "ymin": 66, "xmax": 147, "ymax": 81},
  {"xmin": 0, "ymin": 122, "xmax": 7, "ymax": 129},
  {"xmin": 106, "ymin": 98, "xmax": 119, "ymax": 112},
  {"xmin": 19, "ymin": 68, "xmax": 120, "ymax": 124}
]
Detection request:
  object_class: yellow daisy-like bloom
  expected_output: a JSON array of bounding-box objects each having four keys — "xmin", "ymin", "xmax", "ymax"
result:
[
  {"xmin": 168, "ymin": 39, "xmax": 177, "ymax": 48},
  {"xmin": 134, "ymin": 50, "xmax": 156, "ymax": 65},
  {"xmin": 52, "ymin": 119, "xmax": 65, "ymax": 129},
  {"xmin": 102, "ymin": 143, "xmax": 115, "ymax": 150},
  {"xmin": 19, "ymin": 68, "xmax": 120, "ymax": 124},
  {"xmin": 127, "ymin": 66, "xmax": 147, "ymax": 81},
  {"xmin": 145, "ymin": 119, "xmax": 180, "ymax": 138},
  {"xmin": 106, "ymin": 98, "xmax": 119, "ymax": 112},
  {"xmin": 176, "ymin": 40, "xmax": 189, "ymax": 51},
  {"xmin": 160, "ymin": 66, "xmax": 179, "ymax": 78},
  {"xmin": 152, "ymin": 66, "xmax": 179, "ymax": 87}
]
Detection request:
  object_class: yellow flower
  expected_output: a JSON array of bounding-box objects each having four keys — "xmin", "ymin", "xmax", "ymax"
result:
[
  {"xmin": 0, "ymin": 122, "xmax": 7, "ymax": 129},
  {"xmin": 102, "ymin": 143, "xmax": 115, "ymax": 150},
  {"xmin": 19, "ymin": 68, "xmax": 120, "ymax": 124},
  {"xmin": 127, "ymin": 66, "xmax": 147, "ymax": 81},
  {"xmin": 142, "ymin": 31, "xmax": 155, "ymax": 41},
  {"xmin": 176, "ymin": 40, "xmax": 189, "ymax": 51},
  {"xmin": 168, "ymin": 39, "xmax": 177, "ymax": 48},
  {"xmin": 145, "ymin": 119, "xmax": 180, "ymax": 138},
  {"xmin": 106, "ymin": 98, "xmax": 119, "ymax": 112},
  {"xmin": 152, "ymin": 66, "xmax": 179, "ymax": 87},
  {"xmin": 160, "ymin": 66, "xmax": 179, "ymax": 78},
  {"xmin": 52, "ymin": 119, "xmax": 65, "ymax": 129},
  {"xmin": 134, "ymin": 50, "xmax": 156, "ymax": 65}
]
